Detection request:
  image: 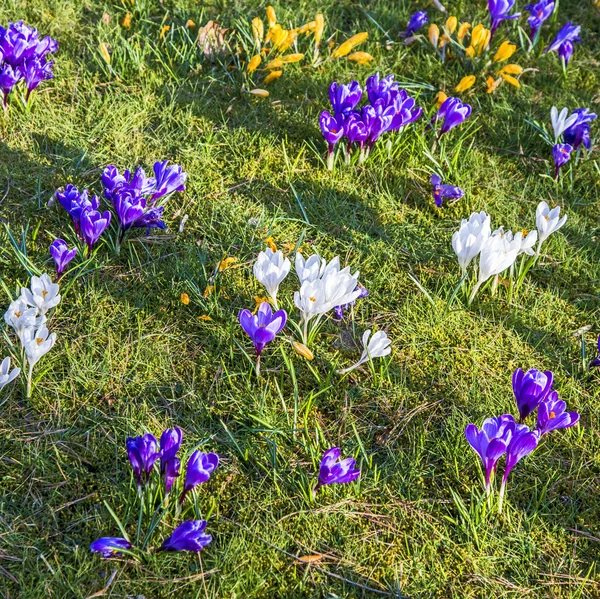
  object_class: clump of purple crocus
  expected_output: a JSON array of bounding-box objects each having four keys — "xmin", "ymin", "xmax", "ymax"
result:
[
  {"xmin": 238, "ymin": 302, "xmax": 287, "ymax": 376},
  {"xmin": 488, "ymin": 0, "xmax": 520, "ymax": 40},
  {"xmin": 465, "ymin": 368, "xmax": 579, "ymax": 511},
  {"xmin": 430, "ymin": 174, "xmax": 465, "ymax": 208},
  {"xmin": 333, "ymin": 284, "xmax": 369, "ymax": 320},
  {"xmin": 0, "ymin": 21, "xmax": 57, "ymax": 108},
  {"xmin": 524, "ymin": 0, "xmax": 555, "ymax": 41},
  {"xmin": 102, "ymin": 160, "xmax": 186, "ymax": 249},
  {"xmin": 319, "ymin": 74, "xmax": 422, "ymax": 169},
  {"xmin": 314, "ymin": 447, "xmax": 360, "ymax": 495},
  {"xmin": 544, "ymin": 22, "xmax": 581, "ymax": 67},
  {"xmin": 49, "ymin": 239, "xmax": 77, "ymax": 279},
  {"xmin": 403, "ymin": 11, "xmax": 428, "ymax": 39},
  {"xmin": 432, "ymin": 97, "xmax": 472, "ymax": 137}
]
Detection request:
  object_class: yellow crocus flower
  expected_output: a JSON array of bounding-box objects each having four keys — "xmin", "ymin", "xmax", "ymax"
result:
[
  {"xmin": 247, "ymin": 54, "xmax": 262, "ymax": 73},
  {"xmin": 277, "ymin": 30, "xmax": 297, "ymax": 52},
  {"xmin": 281, "ymin": 52, "xmax": 304, "ymax": 63},
  {"xmin": 465, "ymin": 45, "xmax": 475, "ymax": 58},
  {"xmin": 266, "ymin": 6, "xmax": 277, "ymax": 28},
  {"xmin": 457, "ymin": 22, "xmax": 471, "ymax": 44},
  {"xmin": 180, "ymin": 293, "xmax": 190, "ymax": 305},
  {"xmin": 347, "ymin": 51, "xmax": 374, "ymax": 65},
  {"xmin": 248, "ymin": 88, "xmax": 269, "ymax": 97},
  {"xmin": 332, "ymin": 32, "xmax": 368, "ymax": 58},
  {"xmin": 252, "ymin": 17, "xmax": 264, "ymax": 44},
  {"xmin": 455, "ymin": 75, "xmax": 476, "ymax": 92},
  {"xmin": 445, "ymin": 16, "xmax": 458, "ymax": 34},
  {"xmin": 218, "ymin": 257, "xmax": 238, "ymax": 271},
  {"xmin": 494, "ymin": 41, "xmax": 516, "ymax": 62},
  {"xmin": 298, "ymin": 21, "xmax": 316, "ymax": 34},
  {"xmin": 428, "ymin": 24, "xmax": 439, "ymax": 48},
  {"xmin": 292, "ymin": 341, "xmax": 314, "ymax": 360},
  {"xmin": 486, "ymin": 75, "xmax": 501, "ymax": 93},
  {"xmin": 264, "ymin": 236, "xmax": 277, "ymax": 251},
  {"xmin": 435, "ymin": 91, "xmax": 448, "ymax": 108},
  {"xmin": 498, "ymin": 63, "xmax": 523, "ymax": 75},
  {"xmin": 122, "ymin": 13, "xmax": 132, "ymax": 28},
  {"xmin": 500, "ymin": 73, "xmax": 520, "ymax": 87},
  {"xmin": 264, "ymin": 58, "xmax": 285, "ymax": 70},
  {"xmin": 185, "ymin": 19, "xmax": 196, "ymax": 28},
  {"xmin": 264, "ymin": 70, "xmax": 283, "ymax": 84},
  {"xmin": 314, "ymin": 14, "xmax": 325, "ymax": 43},
  {"xmin": 99, "ymin": 42, "xmax": 111, "ymax": 64}
]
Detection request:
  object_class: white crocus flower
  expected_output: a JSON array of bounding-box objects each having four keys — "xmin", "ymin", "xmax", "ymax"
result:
[
  {"xmin": 493, "ymin": 228, "xmax": 538, "ymax": 257},
  {"xmin": 4, "ymin": 298, "xmax": 39, "ymax": 342},
  {"xmin": 550, "ymin": 106, "xmax": 578, "ymax": 143},
  {"xmin": 469, "ymin": 234, "xmax": 518, "ymax": 303},
  {"xmin": 452, "ymin": 211, "xmax": 491, "ymax": 275},
  {"xmin": 22, "ymin": 325, "xmax": 57, "ymax": 398},
  {"xmin": 253, "ymin": 248, "xmax": 291, "ymax": 307},
  {"xmin": 295, "ymin": 253, "xmax": 325, "ymax": 285},
  {"xmin": 0, "ymin": 357, "xmax": 20, "ymax": 391},
  {"xmin": 21, "ymin": 273, "xmax": 61, "ymax": 319},
  {"xmin": 535, "ymin": 201, "xmax": 567, "ymax": 257},
  {"xmin": 337, "ymin": 329, "xmax": 392, "ymax": 374}
]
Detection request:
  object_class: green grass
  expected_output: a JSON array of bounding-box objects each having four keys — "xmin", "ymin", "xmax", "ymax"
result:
[{"xmin": 1, "ymin": 0, "xmax": 600, "ymax": 597}]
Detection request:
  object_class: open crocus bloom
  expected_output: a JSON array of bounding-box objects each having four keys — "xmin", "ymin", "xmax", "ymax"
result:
[
  {"xmin": 431, "ymin": 174, "xmax": 464, "ymax": 208},
  {"xmin": 4, "ymin": 297, "xmax": 38, "ymax": 342},
  {"xmin": 536, "ymin": 391, "xmax": 579, "ymax": 435},
  {"xmin": 544, "ymin": 22, "xmax": 581, "ymax": 66},
  {"xmin": 22, "ymin": 325, "xmax": 56, "ymax": 368},
  {"xmin": 238, "ymin": 302, "xmax": 287, "ymax": 356},
  {"xmin": 535, "ymin": 201, "xmax": 567, "ymax": 256},
  {"xmin": 20, "ymin": 273, "xmax": 61, "ymax": 317}
]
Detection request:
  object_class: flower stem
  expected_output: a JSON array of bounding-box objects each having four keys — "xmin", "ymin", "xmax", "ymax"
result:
[
  {"xmin": 468, "ymin": 280, "xmax": 482, "ymax": 306},
  {"xmin": 326, "ymin": 150, "xmax": 334, "ymax": 171},
  {"xmin": 255, "ymin": 354, "xmax": 261, "ymax": 379},
  {"xmin": 498, "ymin": 480, "xmax": 506, "ymax": 513},
  {"xmin": 26, "ymin": 364, "xmax": 33, "ymax": 399}
]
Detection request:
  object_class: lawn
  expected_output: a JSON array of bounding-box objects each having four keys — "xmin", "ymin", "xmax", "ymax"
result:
[{"xmin": 1, "ymin": 0, "xmax": 599, "ymax": 597}]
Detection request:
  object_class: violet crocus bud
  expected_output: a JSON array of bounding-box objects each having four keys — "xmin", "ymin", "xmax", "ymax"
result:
[
  {"xmin": 314, "ymin": 447, "xmax": 360, "ymax": 494},
  {"xmin": 180, "ymin": 451, "xmax": 219, "ymax": 503},
  {"xmin": 126, "ymin": 433, "xmax": 160, "ymax": 486},
  {"xmin": 552, "ymin": 143, "xmax": 573, "ymax": 180},
  {"xmin": 544, "ymin": 22, "xmax": 581, "ymax": 67},
  {"xmin": 512, "ymin": 368, "xmax": 554, "ymax": 421},
  {"xmin": 160, "ymin": 520, "xmax": 211, "ymax": 552},
  {"xmin": 319, "ymin": 110, "xmax": 345, "ymax": 170},
  {"xmin": 49, "ymin": 239, "xmax": 77, "ymax": 278}
]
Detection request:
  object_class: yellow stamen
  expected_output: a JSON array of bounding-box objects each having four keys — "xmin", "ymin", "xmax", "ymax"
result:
[
  {"xmin": 549, "ymin": 411, "xmax": 556, "ymax": 419},
  {"xmin": 36, "ymin": 338, "xmax": 44, "ymax": 345}
]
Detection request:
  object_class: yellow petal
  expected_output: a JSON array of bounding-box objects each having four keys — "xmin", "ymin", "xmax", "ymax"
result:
[
  {"xmin": 247, "ymin": 54, "xmax": 262, "ymax": 73},
  {"xmin": 455, "ymin": 75, "xmax": 476, "ymax": 92},
  {"xmin": 292, "ymin": 341, "xmax": 314, "ymax": 360},
  {"xmin": 428, "ymin": 24, "xmax": 439, "ymax": 48},
  {"xmin": 269, "ymin": 25, "xmax": 287, "ymax": 49},
  {"xmin": 180, "ymin": 293, "xmax": 190, "ymax": 305},
  {"xmin": 500, "ymin": 73, "xmax": 520, "ymax": 87},
  {"xmin": 186, "ymin": 19, "xmax": 196, "ymax": 28},
  {"xmin": 248, "ymin": 88, "xmax": 269, "ymax": 97},
  {"xmin": 203, "ymin": 285, "xmax": 215, "ymax": 298},
  {"xmin": 264, "ymin": 57, "xmax": 285, "ymax": 70},
  {"xmin": 99, "ymin": 42, "xmax": 111, "ymax": 64},
  {"xmin": 332, "ymin": 32, "xmax": 368, "ymax": 58},
  {"xmin": 346, "ymin": 51, "xmax": 374, "ymax": 65},
  {"xmin": 252, "ymin": 17, "xmax": 264, "ymax": 44},
  {"xmin": 281, "ymin": 53, "xmax": 304, "ymax": 63},
  {"xmin": 218, "ymin": 256, "xmax": 238, "ymax": 271},
  {"xmin": 457, "ymin": 22, "xmax": 471, "ymax": 44},
  {"xmin": 314, "ymin": 14, "xmax": 325, "ymax": 44},
  {"xmin": 445, "ymin": 16, "xmax": 458, "ymax": 34},
  {"xmin": 494, "ymin": 40, "xmax": 516, "ymax": 62},
  {"xmin": 470, "ymin": 24, "xmax": 485, "ymax": 47},
  {"xmin": 264, "ymin": 236, "xmax": 277, "ymax": 251},
  {"xmin": 266, "ymin": 6, "xmax": 277, "ymax": 28},
  {"xmin": 264, "ymin": 70, "xmax": 283, "ymax": 84},
  {"xmin": 159, "ymin": 25, "xmax": 170, "ymax": 40},
  {"xmin": 122, "ymin": 13, "xmax": 132, "ymax": 28},
  {"xmin": 435, "ymin": 91, "xmax": 448, "ymax": 108},
  {"xmin": 298, "ymin": 21, "xmax": 316, "ymax": 34},
  {"xmin": 200, "ymin": 315, "xmax": 212, "ymax": 321},
  {"xmin": 277, "ymin": 30, "xmax": 297, "ymax": 52},
  {"xmin": 465, "ymin": 45, "xmax": 475, "ymax": 58},
  {"xmin": 439, "ymin": 34, "xmax": 450, "ymax": 48},
  {"xmin": 498, "ymin": 63, "xmax": 523, "ymax": 75},
  {"xmin": 486, "ymin": 75, "xmax": 501, "ymax": 93}
]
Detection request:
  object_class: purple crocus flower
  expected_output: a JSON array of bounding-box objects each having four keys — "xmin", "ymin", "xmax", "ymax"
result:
[
  {"xmin": 552, "ymin": 143, "xmax": 573, "ymax": 180},
  {"xmin": 488, "ymin": 0, "xmax": 521, "ymax": 39},
  {"xmin": 160, "ymin": 427, "xmax": 183, "ymax": 465},
  {"xmin": 536, "ymin": 391, "xmax": 579, "ymax": 435},
  {"xmin": 90, "ymin": 537, "xmax": 132, "ymax": 558},
  {"xmin": 151, "ymin": 160, "xmax": 187, "ymax": 200},
  {"xmin": 334, "ymin": 284, "xmax": 369, "ymax": 320},
  {"xmin": 512, "ymin": 368, "xmax": 553, "ymax": 421},
  {"xmin": 160, "ymin": 520, "xmax": 211, "ymax": 552},
  {"xmin": 319, "ymin": 110, "xmax": 346, "ymax": 169},
  {"xmin": 56, "ymin": 185, "xmax": 101, "ymax": 228},
  {"xmin": 430, "ymin": 174, "xmax": 465, "ymax": 208},
  {"xmin": 524, "ymin": 0, "xmax": 555, "ymax": 39},
  {"xmin": 79, "ymin": 208, "xmax": 111, "ymax": 253},
  {"xmin": 180, "ymin": 451, "xmax": 219, "ymax": 503},
  {"xmin": 164, "ymin": 458, "xmax": 181, "ymax": 494},
  {"xmin": 314, "ymin": 447, "xmax": 360, "ymax": 493},
  {"xmin": 544, "ymin": 23, "xmax": 581, "ymax": 66},
  {"xmin": 49, "ymin": 239, "xmax": 77, "ymax": 278},
  {"xmin": 365, "ymin": 73, "xmax": 398, "ymax": 107},
  {"xmin": 362, "ymin": 102, "xmax": 395, "ymax": 146},
  {"xmin": 344, "ymin": 113, "xmax": 370, "ymax": 151},
  {"xmin": 563, "ymin": 108, "xmax": 596, "ymax": 151},
  {"xmin": 20, "ymin": 57, "xmax": 54, "ymax": 97},
  {"xmin": 590, "ymin": 336, "xmax": 600, "ymax": 368},
  {"xmin": 404, "ymin": 11, "xmax": 428, "ymax": 37},
  {"xmin": 0, "ymin": 64, "xmax": 20, "ymax": 105},
  {"xmin": 329, "ymin": 81, "xmax": 362, "ymax": 116},
  {"xmin": 126, "ymin": 433, "xmax": 160, "ymax": 486},
  {"xmin": 435, "ymin": 97, "xmax": 472, "ymax": 135},
  {"xmin": 238, "ymin": 302, "xmax": 287, "ymax": 356},
  {"xmin": 465, "ymin": 414, "xmax": 516, "ymax": 490}
]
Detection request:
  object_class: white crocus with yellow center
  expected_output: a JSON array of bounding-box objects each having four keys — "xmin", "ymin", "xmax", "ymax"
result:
[
  {"xmin": 20, "ymin": 273, "xmax": 61, "ymax": 319},
  {"xmin": 4, "ymin": 298, "xmax": 39, "ymax": 342},
  {"xmin": 253, "ymin": 248, "xmax": 291, "ymax": 308},
  {"xmin": 22, "ymin": 325, "xmax": 57, "ymax": 398},
  {"xmin": 535, "ymin": 201, "xmax": 567, "ymax": 257},
  {"xmin": 452, "ymin": 211, "xmax": 491, "ymax": 275}
]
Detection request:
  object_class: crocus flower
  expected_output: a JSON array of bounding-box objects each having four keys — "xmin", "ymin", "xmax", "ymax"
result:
[
  {"xmin": 295, "ymin": 253, "xmax": 326, "ymax": 285},
  {"xmin": 253, "ymin": 248, "xmax": 291, "ymax": 307},
  {"xmin": 535, "ymin": 201, "xmax": 567, "ymax": 257},
  {"xmin": 465, "ymin": 414, "xmax": 516, "ymax": 491},
  {"xmin": 0, "ymin": 64, "xmax": 19, "ymax": 105},
  {"xmin": 590, "ymin": 336, "xmax": 600, "ymax": 368},
  {"xmin": 80, "ymin": 209, "xmax": 112, "ymax": 253},
  {"xmin": 524, "ymin": 0, "xmax": 555, "ymax": 39},
  {"xmin": 550, "ymin": 106, "xmax": 578, "ymax": 143},
  {"xmin": 404, "ymin": 11, "xmax": 428, "ymax": 37},
  {"xmin": 328, "ymin": 81, "xmax": 362, "ymax": 116},
  {"xmin": 315, "ymin": 447, "xmax": 360, "ymax": 492},
  {"xmin": 90, "ymin": 537, "xmax": 132, "ymax": 558},
  {"xmin": 552, "ymin": 143, "xmax": 573, "ymax": 180},
  {"xmin": 151, "ymin": 160, "xmax": 187, "ymax": 200},
  {"xmin": 22, "ymin": 324, "xmax": 56, "ymax": 368},
  {"xmin": 20, "ymin": 273, "xmax": 61, "ymax": 318},
  {"xmin": 536, "ymin": 391, "xmax": 579, "ymax": 435},
  {"xmin": 319, "ymin": 110, "xmax": 345, "ymax": 169},
  {"xmin": 238, "ymin": 302, "xmax": 287, "ymax": 356},
  {"xmin": 388, "ymin": 90, "xmax": 422, "ymax": 131},
  {"xmin": 160, "ymin": 427, "xmax": 183, "ymax": 466},
  {"xmin": 126, "ymin": 433, "xmax": 160, "ymax": 486},
  {"xmin": 431, "ymin": 174, "xmax": 465, "ymax": 208},
  {"xmin": 498, "ymin": 424, "xmax": 538, "ymax": 510},
  {"xmin": 452, "ymin": 211, "xmax": 491, "ymax": 275},
  {"xmin": 365, "ymin": 73, "xmax": 398, "ymax": 106},
  {"xmin": 333, "ymin": 284, "xmax": 369, "ymax": 320},
  {"xmin": 4, "ymin": 298, "xmax": 38, "ymax": 343},
  {"xmin": 337, "ymin": 329, "xmax": 391, "ymax": 374},
  {"xmin": 563, "ymin": 108, "xmax": 597, "ymax": 151},
  {"xmin": 56, "ymin": 185, "xmax": 100, "ymax": 228},
  {"xmin": 493, "ymin": 228, "xmax": 538, "ymax": 256},
  {"xmin": 180, "ymin": 451, "xmax": 219, "ymax": 503},
  {"xmin": 488, "ymin": 0, "xmax": 520, "ymax": 39},
  {"xmin": 544, "ymin": 22, "xmax": 581, "ymax": 66},
  {"xmin": 0, "ymin": 357, "xmax": 20, "ymax": 391},
  {"xmin": 164, "ymin": 458, "xmax": 180, "ymax": 494},
  {"xmin": 512, "ymin": 368, "xmax": 553, "ymax": 421},
  {"xmin": 435, "ymin": 97, "xmax": 472, "ymax": 135},
  {"xmin": 160, "ymin": 520, "xmax": 211, "ymax": 552},
  {"xmin": 21, "ymin": 57, "xmax": 54, "ymax": 97},
  {"xmin": 49, "ymin": 239, "xmax": 77, "ymax": 278},
  {"xmin": 344, "ymin": 113, "xmax": 370, "ymax": 151}
]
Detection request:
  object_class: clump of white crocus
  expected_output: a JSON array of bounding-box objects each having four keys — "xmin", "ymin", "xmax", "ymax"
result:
[
  {"xmin": 337, "ymin": 329, "xmax": 392, "ymax": 375},
  {"xmin": 452, "ymin": 211, "xmax": 491, "ymax": 275},
  {"xmin": 535, "ymin": 201, "xmax": 567, "ymax": 258},
  {"xmin": 253, "ymin": 248, "xmax": 291, "ymax": 308},
  {"xmin": 0, "ymin": 357, "xmax": 20, "ymax": 392},
  {"xmin": 469, "ymin": 233, "xmax": 518, "ymax": 304},
  {"xmin": 3, "ymin": 273, "xmax": 60, "ymax": 398}
]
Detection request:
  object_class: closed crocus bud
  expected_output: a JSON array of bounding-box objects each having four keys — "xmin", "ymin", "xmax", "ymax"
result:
[
  {"xmin": 535, "ymin": 201, "xmax": 567, "ymax": 256},
  {"xmin": 544, "ymin": 22, "xmax": 581, "ymax": 67},
  {"xmin": 552, "ymin": 143, "xmax": 573, "ymax": 180},
  {"xmin": 337, "ymin": 329, "xmax": 391, "ymax": 374},
  {"xmin": 292, "ymin": 341, "xmax": 314, "ymax": 360},
  {"xmin": 253, "ymin": 248, "xmax": 291, "ymax": 306},
  {"xmin": 266, "ymin": 6, "xmax": 277, "ymax": 27},
  {"xmin": 455, "ymin": 75, "xmax": 476, "ymax": 93},
  {"xmin": 0, "ymin": 356, "xmax": 20, "ymax": 391},
  {"xmin": 90, "ymin": 537, "xmax": 132, "ymax": 558},
  {"xmin": 80, "ymin": 208, "xmax": 111, "ymax": 253},
  {"xmin": 180, "ymin": 451, "xmax": 219, "ymax": 503},
  {"xmin": 428, "ymin": 24, "xmax": 439, "ymax": 47},
  {"xmin": 347, "ymin": 51, "xmax": 374, "ymax": 65},
  {"xmin": 494, "ymin": 40, "xmax": 516, "ymax": 62},
  {"xmin": 332, "ymin": 32, "xmax": 368, "ymax": 58},
  {"xmin": 512, "ymin": 368, "xmax": 553, "ymax": 420},
  {"xmin": 314, "ymin": 14, "xmax": 325, "ymax": 44},
  {"xmin": 445, "ymin": 16, "xmax": 458, "ymax": 34},
  {"xmin": 252, "ymin": 18, "xmax": 264, "ymax": 44},
  {"xmin": 50, "ymin": 239, "xmax": 77, "ymax": 278},
  {"xmin": 160, "ymin": 427, "xmax": 183, "ymax": 469},
  {"xmin": 452, "ymin": 211, "xmax": 491, "ymax": 274},
  {"xmin": 160, "ymin": 520, "xmax": 211, "ymax": 552},
  {"xmin": 126, "ymin": 433, "xmax": 160, "ymax": 486},
  {"xmin": 404, "ymin": 11, "xmax": 428, "ymax": 37}
]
